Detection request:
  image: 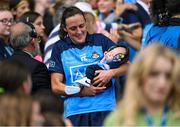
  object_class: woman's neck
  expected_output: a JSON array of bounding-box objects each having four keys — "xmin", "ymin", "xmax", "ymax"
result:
[{"xmin": 144, "ymin": 101, "xmax": 165, "ymax": 114}]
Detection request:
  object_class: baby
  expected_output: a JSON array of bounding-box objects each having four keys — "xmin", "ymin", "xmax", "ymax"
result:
[{"xmin": 65, "ymin": 45, "xmax": 129, "ymax": 95}]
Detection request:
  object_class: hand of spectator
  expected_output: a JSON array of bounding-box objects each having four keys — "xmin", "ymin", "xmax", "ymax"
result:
[
  {"xmin": 92, "ymin": 70, "xmax": 114, "ymax": 87},
  {"xmin": 118, "ymin": 23, "xmax": 142, "ymax": 50},
  {"xmin": 79, "ymin": 85, "xmax": 106, "ymax": 96},
  {"xmin": 101, "ymin": 29, "xmax": 120, "ymax": 43},
  {"xmin": 118, "ymin": 23, "xmax": 141, "ymax": 41},
  {"xmin": 124, "ymin": 3, "xmax": 137, "ymax": 11},
  {"xmin": 115, "ymin": 3, "xmax": 137, "ymax": 16},
  {"xmin": 118, "ymin": 23, "xmax": 141, "ymax": 33}
]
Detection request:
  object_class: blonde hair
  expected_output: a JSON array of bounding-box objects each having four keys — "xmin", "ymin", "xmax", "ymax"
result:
[
  {"xmin": 0, "ymin": 93, "xmax": 33, "ymax": 126},
  {"xmin": 114, "ymin": 43, "xmax": 180, "ymax": 126}
]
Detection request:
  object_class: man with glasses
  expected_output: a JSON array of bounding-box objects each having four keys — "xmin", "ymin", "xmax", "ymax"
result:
[
  {"xmin": 0, "ymin": 7, "xmax": 14, "ymax": 61},
  {"xmin": 9, "ymin": 22, "xmax": 51, "ymax": 94}
]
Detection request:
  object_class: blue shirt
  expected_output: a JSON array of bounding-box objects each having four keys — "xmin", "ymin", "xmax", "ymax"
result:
[
  {"xmin": 0, "ymin": 38, "xmax": 13, "ymax": 61},
  {"xmin": 49, "ymin": 34, "xmax": 116, "ymax": 117},
  {"xmin": 124, "ymin": 0, "xmax": 136, "ymax": 3},
  {"xmin": 143, "ymin": 25, "xmax": 180, "ymax": 50}
]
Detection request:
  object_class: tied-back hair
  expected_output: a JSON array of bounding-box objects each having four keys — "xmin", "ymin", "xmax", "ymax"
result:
[
  {"xmin": 19, "ymin": 11, "xmax": 41, "ymax": 23},
  {"xmin": 150, "ymin": 0, "xmax": 180, "ymax": 25},
  {"xmin": 114, "ymin": 43, "xmax": 180, "ymax": 126},
  {"xmin": 59, "ymin": 6, "xmax": 85, "ymax": 40},
  {"xmin": 150, "ymin": 0, "xmax": 170, "ymax": 25}
]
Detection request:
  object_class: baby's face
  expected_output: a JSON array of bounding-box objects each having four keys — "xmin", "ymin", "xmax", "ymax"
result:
[{"xmin": 105, "ymin": 47, "xmax": 126, "ymax": 61}]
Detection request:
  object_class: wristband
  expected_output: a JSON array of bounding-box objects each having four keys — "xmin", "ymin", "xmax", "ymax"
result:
[{"xmin": 65, "ymin": 86, "xmax": 81, "ymax": 95}]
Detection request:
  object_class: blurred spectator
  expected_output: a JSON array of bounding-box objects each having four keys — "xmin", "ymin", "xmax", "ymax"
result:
[
  {"xmin": 0, "ymin": 1, "xmax": 14, "ymax": 61},
  {"xmin": 100, "ymin": 0, "xmax": 151, "ymax": 101},
  {"xmin": 9, "ymin": 0, "xmax": 30, "ymax": 21},
  {"xmin": 33, "ymin": 90, "xmax": 63, "ymax": 115},
  {"xmin": 0, "ymin": 0, "xmax": 10, "ymax": 10},
  {"xmin": 97, "ymin": 0, "xmax": 141, "ymax": 62},
  {"xmin": 86, "ymin": 0, "xmax": 98, "ymax": 11},
  {"xmin": 0, "ymin": 59, "xmax": 32, "ymax": 94},
  {"xmin": 19, "ymin": 11, "xmax": 46, "ymax": 61},
  {"xmin": 33, "ymin": 89, "xmax": 72, "ymax": 126},
  {"xmin": 97, "ymin": 0, "xmax": 116, "ymax": 24},
  {"xmin": 115, "ymin": 0, "xmax": 151, "ymax": 61},
  {"xmin": 52, "ymin": 0, "xmax": 64, "ymax": 26},
  {"xmin": 97, "ymin": 0, "xmax": 151, "ymax": 59},
  {"xmin": 143, "ymin": 0, "xmax": 180, "ymax": 51},
  {"xmin": 75, "ymin": 2, "xmax": 97, "ymax": 34},
  {"xmin": 34, "ymin": 0, "xmax": 54, "ymax": 36},
  {"xmin": 0, "ymin": 93, "xmax": 44, "ymax": 126},
  {"xmin": 96, "ymin": 0, "xmax": 117, "ymax": 33},
  {"xmin": 9, "ymin": 22, "xmax": 51, "ymax": 94},
  {"xmin": 61, "ymin": 0, "xmax": 78, "ymax": 7},
  {"xmin": 104, "ymin": 43, "xmax": 180, "ymax": 126}
]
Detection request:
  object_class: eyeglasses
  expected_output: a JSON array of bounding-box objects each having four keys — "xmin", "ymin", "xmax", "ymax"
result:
[{"xmin": 0, "ymin": 18, "xmax": 15, "ymax": 25}]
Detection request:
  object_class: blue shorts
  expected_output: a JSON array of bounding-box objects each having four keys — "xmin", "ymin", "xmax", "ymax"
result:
[{"xmin": 67, "ymin": 111, "xmax": 110, "ymax": 126}]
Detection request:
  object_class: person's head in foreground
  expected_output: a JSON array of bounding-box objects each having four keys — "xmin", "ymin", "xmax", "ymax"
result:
[{"xmin": 109, "ymin": 43, "xmax": 180, "ymax": 126}]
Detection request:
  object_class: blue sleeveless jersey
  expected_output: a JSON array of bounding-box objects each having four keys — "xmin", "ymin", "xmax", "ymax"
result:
[
  {"xmin": 49, "ymin": 34, "xmax": 116, "ymax": 117},
  {"xmin": 143, "ymin": 25, "xmax": 180, "ymax": 50}
]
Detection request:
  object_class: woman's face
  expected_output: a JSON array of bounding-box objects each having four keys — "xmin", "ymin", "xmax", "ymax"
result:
[
  {"xmin": 33, "ymin": 16, "xmax": 45, "ymax": 37},
  {"xmin": 142, "ymin": 56, "xmax": 173, "ymax": 105},
  {"xmin": 97, "ymin": 0, "xmax": 115, "ymax": 15},
  {"xmin": 64, "ymin": 14, "xmax": 87, "ymax": 44},
  {"xmin": 0, "ymin": 11, "xmax": 14, "ymax": 37},
  {"xmin": 16, "ymin": 0, "xmax": 30, "ymax": 19}
]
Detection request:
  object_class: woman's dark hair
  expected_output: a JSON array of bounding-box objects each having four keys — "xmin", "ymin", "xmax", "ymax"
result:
[
  {"xmin": 59, "ymin": 6, "xmax": 86, "ymax": 40},
  {"xmin": 166, "ymin": 0, "xmax": 180, "ymax": 16},
  {"xmin": 19, "ymin": 11, "xmax": 41, "ymax": 23},
  {"xmin": 150, "ymin": 0, "xmax": 180, "ymax": 25},
  {"xmin": 19, "ymin": 11, "xmax": 45, "ymax": 54},
  {"xmin": 0, "ymin": 0, "xmax": 10, "ymax": 10},
  {"xmin": 9, "ymin": 0, "xmax": 22, "ymax": 10},
  {"xmin": 0, "ymin": 59, "xmax": 30, "ymax": 93}
]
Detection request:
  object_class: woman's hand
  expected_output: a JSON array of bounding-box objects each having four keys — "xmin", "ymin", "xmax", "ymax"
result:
[
  {"xmin": 92, "ymin": 70, "xmax": 114, "ymax": 87},
  {"xmin": 80, "ymin": 85, "xmax": 106, "ymax": 96}
]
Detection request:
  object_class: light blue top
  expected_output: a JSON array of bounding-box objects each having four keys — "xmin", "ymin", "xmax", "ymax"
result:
[
  {"xmin": 142, "ymin": 25, "xmax": 180, "ymax": 51},
  {"xmin": 49, "ymin": 34, "xmax": 117, "ymax": 117}
]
